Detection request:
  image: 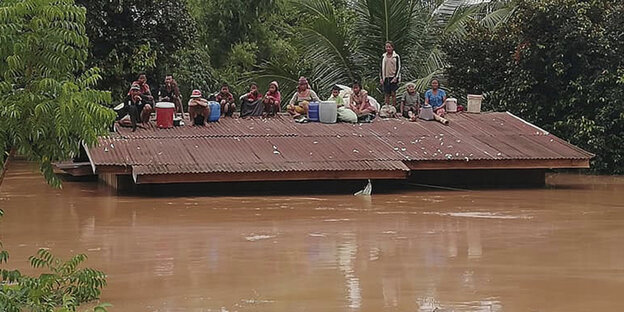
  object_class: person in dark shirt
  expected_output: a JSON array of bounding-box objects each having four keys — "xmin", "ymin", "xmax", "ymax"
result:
[
  {"xmin": 216, "ymin": 83, "xmax": 236, "ymax": 117},
  {"xmin": 158, "ymin": 74, "xmax": 183, "ymax": 114},
  {"xmin": 117, "ymin": 84, "xmax": 154, "ymax": 131}
]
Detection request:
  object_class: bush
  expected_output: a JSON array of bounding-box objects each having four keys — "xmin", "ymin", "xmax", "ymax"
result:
[
  {"xmin": 0, "ymin": 210, "xmax": 109, "ymax": 312},
  {"xmin": 444, "ymin": 0, "xmax": 624, "ymax": 174}
]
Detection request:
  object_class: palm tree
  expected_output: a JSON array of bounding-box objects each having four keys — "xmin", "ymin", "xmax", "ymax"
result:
[{"xmin": 257, "ymin": 0, "xmax": 516, "ymax": 100}]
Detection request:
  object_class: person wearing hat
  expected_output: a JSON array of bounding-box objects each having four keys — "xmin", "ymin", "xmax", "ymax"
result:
[
  {"xmin": 216, "ymin": 83, "xmax": 236, "ymax": 117},
  {"xmin": 287, "ymin": 76, "xmax": 320, "ymax": 119},
  {"xmin": 116, "ymin": 84, "xmax": 153, "ymax": 131},
  {"xmin": 187, "ymin": 89, "xmax": 211, "ymax": 126},
  {"xmin": 262, "ymin": 81, "xmax": 281, "ymax": 117}
]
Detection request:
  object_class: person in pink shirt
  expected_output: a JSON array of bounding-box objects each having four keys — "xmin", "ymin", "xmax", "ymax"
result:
[
  {"xmin": 349, "ymin": 82, "xmax": 377, "ymax": 122},
  {"xmin": 263, "ymin": 81, "xmax": 281, "ymax": 117}
]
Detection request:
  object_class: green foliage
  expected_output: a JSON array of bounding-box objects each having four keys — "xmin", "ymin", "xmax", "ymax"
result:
[
  {"xmin": 187, "ymin": 0, "xmax": 303, "ymax": 97},
  {"xmin": 0, "ymin": 210, "xmax": 108, "ymax": 312},
  {"xmin": 0, "ymin": 0, "xmax": 116, "ymax": 187},
  {"xmin": 256, "ymin": 0, "xmax": 505, "ymax": 100},
  {"xmin": 445, "ymin": 0, "xmax": 624, "ymax": 173},
  {"xmin": 77, "ymin": 0, "xmax": 198, "ymax": 100},
  {"xmin": 171, "ymin": 47, "xmax": 216, "ymax": 100}
]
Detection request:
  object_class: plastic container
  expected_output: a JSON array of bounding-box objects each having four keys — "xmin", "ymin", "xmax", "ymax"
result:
[
  {"xmin": 207, "ymin": 101, "xmax": 221, "ymax": 122},
  {"xmin": 419, "ymin": 105, "xmax": 434, "ymax": 121},
  {"xmin": 308, "ymin": 101, "xmax": 320, "ymax": 122},
  {"xmin": 319, "ymin": 101, "xmax": 337, "ymax": 124},
  {"xmin": 446, "ymin": 98, "xmax": 458, "ymax": 113},
  {"xmin": 467, "ymin": 94, "xmax": 483, "ymax": 113},
  {"xmin": 155, "ymin": 102, "xmax": 175, "ymax": 128}
]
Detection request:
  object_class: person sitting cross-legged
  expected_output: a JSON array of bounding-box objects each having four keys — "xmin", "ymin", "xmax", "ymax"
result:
[
  {"xmin": 349, "ymin": 82, "xmax": 377, "ymax": 123},
  {"xmin": 117, "ymin": 84, "xmax": 153, "ymax": 131}
]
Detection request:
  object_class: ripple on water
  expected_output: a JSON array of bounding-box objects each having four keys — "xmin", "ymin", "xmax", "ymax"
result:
[
  {"xmin": 244, "ymin": 234, "xmax": 277, "ymax": 242},
  {"xmin": 422, "ymin": 211, "xmax": 533, "ymax": 219}
]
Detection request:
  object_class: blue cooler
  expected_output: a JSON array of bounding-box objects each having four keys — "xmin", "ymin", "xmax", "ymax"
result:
[
  {"xmin": 308, "ymin": 101, "xmax": 320, "ymax": 122},
  {"xmin": 208, "ymin": 101, "xmax": 220, "ymax": 122}
]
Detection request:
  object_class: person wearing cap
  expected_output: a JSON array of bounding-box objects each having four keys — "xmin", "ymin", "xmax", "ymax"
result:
[
  {"xmin": 216, "ymin": 83, "xmax": 236, "ymax": 117},
  {"xmin": 188, "ymin": 89, "xmax": 211, "ymax": 126},
  {"xmin": 117, "ymin": 84, "xmax": 153, "ymax": 131},
  {"xmin": 400, "ymin": 82, "xmax": 421, "ymax": 121},
  {"xmin": 287, "ymin": 76, "xmax": 320, "ymax": 119},
  {"xmin": 239, "ymin": 82, "xmax": 264, "ymax": 118},
  {"xmin": 158, "ymin": 74, "xmax": 183, "ymax": 114},
  {"xmin": 262, "ymin": 81, "xmax": 281, "ymax": 117}
]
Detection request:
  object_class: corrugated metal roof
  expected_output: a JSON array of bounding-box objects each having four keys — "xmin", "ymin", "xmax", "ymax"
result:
[
  {"xmin": 132, "ymin": 160, "xmax": 409, "ymax": 175},
  {"xmin": 87, "ymin": 112, "xmax": 593, "ymax": 181}
]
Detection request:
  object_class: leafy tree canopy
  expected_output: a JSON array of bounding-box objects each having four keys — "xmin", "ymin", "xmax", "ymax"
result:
[
  {"xmin": 0, "ymin": 0, "xmax": 116, "ymax": 187},
  {"xmin": 444, "ymin": 0, "xmax": 624, "ymax": 173}
]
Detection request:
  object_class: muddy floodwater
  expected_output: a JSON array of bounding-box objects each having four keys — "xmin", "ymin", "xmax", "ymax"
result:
[{"xmin": 1, "ymin": 161, "xmax": 624, "ymax": 311}]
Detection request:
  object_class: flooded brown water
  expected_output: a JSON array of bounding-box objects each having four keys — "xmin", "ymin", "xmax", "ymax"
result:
[{"xmin": 1, "ymin": 161, "xmax": 624, "ymax": 311}]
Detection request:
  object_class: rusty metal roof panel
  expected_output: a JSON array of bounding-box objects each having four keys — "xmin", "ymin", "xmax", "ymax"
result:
[
  {"xmin": 132, "ymin": 160, "xmax": 409, "ymax": 175},
  {"xmin": 87, "ymin": 112, "xmax": 593, "ymax": 177}
]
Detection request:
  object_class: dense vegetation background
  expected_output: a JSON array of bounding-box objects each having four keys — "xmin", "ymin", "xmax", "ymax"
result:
[{"xmin": 1, "ymin": 0, "xmax": 623, "ymax": 177}]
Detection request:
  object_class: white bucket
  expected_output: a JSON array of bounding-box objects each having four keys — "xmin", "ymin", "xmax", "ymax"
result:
[
  {"xmin": 446, "ymin": 98, "xmax": 458, "ymax": 113},
  {"xmin": 319, "ymin": 101, "xmax": 337, "ymax": 124},
  {"xmin": 419, "ymin": 105, "xmax": 434, "ymax": 121},
  {"xmin": 467, "ymin": 94, "xmax": 483, "ymax": 113}
]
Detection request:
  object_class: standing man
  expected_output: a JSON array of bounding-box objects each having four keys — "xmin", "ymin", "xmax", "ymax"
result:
[
  {"xmin": 158, "ymin": 74, "xmax": 183, "ymax": 114},
  {"xmin": 379, "ymin": 41, "xmax": 401, "ymax": 109}
]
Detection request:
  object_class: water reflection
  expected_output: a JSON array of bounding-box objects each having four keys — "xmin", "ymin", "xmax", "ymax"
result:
[
  {"xmin": 1, "ymin": 162, "xmax": 624, "ymax": 311},
  {"xmin": 338, "ymin": 234, "xmax": 361, "ymax": 310}
]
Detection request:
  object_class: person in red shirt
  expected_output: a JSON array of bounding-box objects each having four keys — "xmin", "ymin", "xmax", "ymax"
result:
[
  {"xmin": 131, "ymin": 73, "xmax": 154, "ymax": 104},
  {"xmin": 263, "ymin": 81, "xmax": 281, "ymax": 117},
  {"xmin": 216, "ymin": 83, "xmax": 236, "ymax": 117}
]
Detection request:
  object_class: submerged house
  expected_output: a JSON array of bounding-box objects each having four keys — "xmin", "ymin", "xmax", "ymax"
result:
[{"xmin": 57, "ymin": 112, "xmax": 593, "ymax": 190}]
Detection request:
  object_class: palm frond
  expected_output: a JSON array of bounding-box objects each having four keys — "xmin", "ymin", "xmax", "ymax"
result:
[
  {"xmin": 354, "ymin": 0, "xmax": 429, "ymax": 79},
  {"xmin": 479, "ymin": 3, "xmax": 516, "ymax": 29},
  {"xmin": 433, "ymin": 0, "xmax": 470, "ymax": 21},
  {"xmin": 442, "ymin": 3, "xmax": 481, "ymax": 38},
  {"xmin": 291, "ymin": 0, "xmax": 356, "ymax": 92}
]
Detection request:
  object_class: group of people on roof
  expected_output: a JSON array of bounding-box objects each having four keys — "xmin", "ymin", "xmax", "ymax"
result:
[{"xmin": 115, "ymin": 41, "xmax": 449, "ymax": 130}]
